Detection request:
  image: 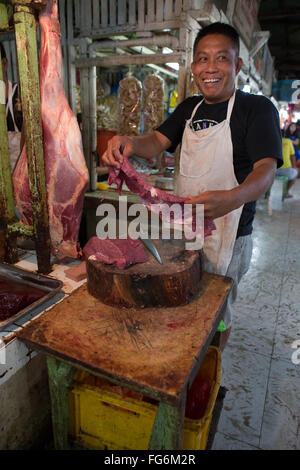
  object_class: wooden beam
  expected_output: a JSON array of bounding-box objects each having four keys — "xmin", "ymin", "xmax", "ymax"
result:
[
  {"xmin": 259, "ymin": 11, "xmax": 300, "ymax": 21},
  {"xmin": 92, "ymin": 0, "xmax": 100, "ymax": 30},
  {"xmin": 276, "ymin": 63, "xmax": 300, "ymax": 71},
  {"xmin": 75, "ymin": 52, "xmax": 184, "ymax": 68},
  {"xmin": 78, "ymin": 19, "xmax": 182, "ymax": 38}
]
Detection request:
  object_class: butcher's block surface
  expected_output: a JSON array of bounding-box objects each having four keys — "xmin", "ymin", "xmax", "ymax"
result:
[
  {"xmin": 17, "ymin": 272, "xmax": 232, "ymax": 404},
  {"xmin": 86, "ymin": 239, "xmax": 203, "ymax": 308}
]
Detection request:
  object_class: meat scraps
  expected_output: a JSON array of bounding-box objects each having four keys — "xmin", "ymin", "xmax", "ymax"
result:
[
  {"xmin": 108, "ymin": 157, "xmax": 216, "ymax": 237},
  {"xmin": 83, "ymin": 237, "xmax": 147, "ymax": 269},
  {"xmin": 0, "ymin": 279, "xmax": 44, "ymax": 321},
  {"xmin": 12, "ymin": 0, "xmax": 89, "ymax": 260}
]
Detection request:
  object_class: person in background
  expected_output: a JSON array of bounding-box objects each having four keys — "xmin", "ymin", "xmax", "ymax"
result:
[
  {"xmin": 0, "ymin": 42, "xmax": 23, "ymax": 172},
  {"xmin": 102, "ymin": 22, "xmax": 283, "ymax": 351},
  {"xmin": 285, "ymin": 123, "xmax": 300, "ymax": 164},
  {"xmin": 276, "ymin": 131, "xmax": 298, "ymax": 197}
]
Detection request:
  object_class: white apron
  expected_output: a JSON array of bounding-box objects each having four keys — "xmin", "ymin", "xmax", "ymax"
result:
[
  {"xmin": 176, "ymin": 92, "xmax": 243, "ymax": 275},
  {"xmin": 6, "ymin": 81, "xmax": 22, "ymax": 172}
]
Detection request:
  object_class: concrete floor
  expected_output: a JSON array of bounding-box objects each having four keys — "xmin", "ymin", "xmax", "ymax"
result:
[{"xmin": 212, "ymin": 179, "xmax": 300, "ymax": 450}]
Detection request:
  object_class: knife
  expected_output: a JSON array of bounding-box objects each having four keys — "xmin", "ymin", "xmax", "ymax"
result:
[{"xmin": 140, "ymin": 237, "xmax": 163, "ymax": 264}]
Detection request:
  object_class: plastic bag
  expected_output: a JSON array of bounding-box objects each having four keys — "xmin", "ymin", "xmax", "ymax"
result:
[
  {"xmin": 118, "ymin": 75, "xmax": 142, "ymax": 136},
  {"xmin": 97, "ymin": 94, "xmax": 118, "ymax": 130},
  {"xmin": 143, "ymin": 74, "xmax": 164, "ymax": 134}
]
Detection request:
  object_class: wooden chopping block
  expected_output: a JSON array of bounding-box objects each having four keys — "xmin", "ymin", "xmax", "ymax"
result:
[{"xmin": 86, "ymin": 239, "xmax": 203, "ymax": 308}]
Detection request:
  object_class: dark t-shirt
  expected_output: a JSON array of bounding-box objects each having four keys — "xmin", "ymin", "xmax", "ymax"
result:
[{"xmin": 157, "ymin": 89, "xmax": 283, "ymax": 237}]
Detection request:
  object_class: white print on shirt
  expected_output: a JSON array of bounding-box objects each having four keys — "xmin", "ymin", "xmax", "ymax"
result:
[{"xmin": 190, "ymin": 118, "xmax": 219, "ymax": 131}]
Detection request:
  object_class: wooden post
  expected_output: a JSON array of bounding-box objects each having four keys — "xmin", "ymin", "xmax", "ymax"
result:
[
  {"xmin": 174, "ymin": 66, "xmax": 187, "ymax": 181},
  {"xmin": 66, "ymin": 1, "xmax": 77, "ymax": 114},
  {"xmin": 149, "ymin": 394, "xmax": 186, "ymax": 450},
  {"xmin": 58, "ymin": 0, "xmax": 68, "ymax": 98},
  {"xmin": 79, "ymin": 38, "xmax": 92, "ymax": 191},
  {"xmin": 12, "ymin": 0, "xmax": 51, "ymax": 274},
  {"xmin": 47, "ymin": 357, "xmax": 76, "ymax": 450},
  {"xmin": 89, "ymin": 47, "xmax": 97, "ymax": 192},
  {"xmin": 0, "ymin": 8, "xmax": 18, "ymax": 263}
]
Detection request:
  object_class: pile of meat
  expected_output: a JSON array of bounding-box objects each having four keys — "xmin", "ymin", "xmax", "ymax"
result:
[
  {"xmin": 83, "ymin": 237, "xmax": 147, "ymax": 270},
  {"xmin": 12, "ymin": 0, "xmax": 89, "ymax": 261},
  {"xmin": 81, "ymin": 157, "xmax": 216, "ymax": 270},
  {"xmin": 0, "ymin": 279, "xmax": 44, "ymax": 321}
]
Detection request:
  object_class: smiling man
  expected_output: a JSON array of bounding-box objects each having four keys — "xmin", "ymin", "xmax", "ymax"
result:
[{"xmin": 102, "ymin": 23, "xmax": 283, "ymax": 350}]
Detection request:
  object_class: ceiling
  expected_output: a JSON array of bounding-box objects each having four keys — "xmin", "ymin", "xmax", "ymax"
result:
[{"xmin": 258, "ymin": 0, "xmax": 300, "ymax": 80}]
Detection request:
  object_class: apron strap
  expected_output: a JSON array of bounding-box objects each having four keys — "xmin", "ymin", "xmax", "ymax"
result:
[
  {"xmin": 189, "ymin": 90, "xmax": 236, "ymax": 124},
  {"xmin": 226, "ymin": 91, "xmax": 236, "ymax": 121},
  {"xmin": 190, "ymin": 97, "xmax": 204, "ymax": 121}
]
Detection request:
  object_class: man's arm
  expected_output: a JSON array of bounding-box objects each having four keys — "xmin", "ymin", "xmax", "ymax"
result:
[
  {"xmin": 186, "ymin": 157, "xmax": 277, "ymax": 220},
  {"xmin": 291, "ymin": 154, "xmax": 297, "ymax": 169},
  {"xmin": 101, "ymin": 130, "xmax": 172, "ymax": 168},
  {"xmin": 289, "ymin": 141, "xmax": 297, "ymax": 168}
]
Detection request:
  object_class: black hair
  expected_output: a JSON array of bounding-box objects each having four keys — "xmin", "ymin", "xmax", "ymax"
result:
[
  {"xmin": 0, "ymin": 42, "xmax": 6, "ymax": 60},
  {"xmin": 285, "ymin": 122, "xmax": 298, "ymax": 138},
  {"xmin": 193, "ymin": 22, "xmax": 240, "ymax": 57}
]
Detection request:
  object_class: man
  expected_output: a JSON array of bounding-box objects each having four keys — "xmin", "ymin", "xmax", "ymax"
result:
[
  {"xmin": 0, "ymin": 42, "xmax": 23, "ymax": 172},
  {"xmin": 102, "ymin": 23, "xmax": 283, "ymax": 350}
]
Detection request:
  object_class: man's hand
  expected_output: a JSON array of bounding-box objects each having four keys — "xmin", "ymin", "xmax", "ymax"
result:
[
  {"xmin": 10, "ymin": 0, "xmax": 47, "ymax": 9},
  {"xmin": 101, "ymin": 131, "xmax": 171, "ymax": 169},
  {"xmin": 31, "ymin": 0, "xmax": 48, "ymax": 9},
  {"xmin": 101, "ymin": 135, "xmax": 134, "ymax": 169},
  {"xmin": 186, "ymin": 189, "xmax": 240, "ymax": 220}
]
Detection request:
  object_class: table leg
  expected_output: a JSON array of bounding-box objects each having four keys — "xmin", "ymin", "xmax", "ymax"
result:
[
  {"xmin": 47, "ymin": 356, "xmax": 77, "ymax": 450},
  {"xmin": 148, "ymin": 400, "xmax": 185, "ymax": 450}
]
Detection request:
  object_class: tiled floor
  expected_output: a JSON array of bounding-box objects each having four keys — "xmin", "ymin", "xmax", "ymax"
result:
[{"xmin": 212, "ymin": 179, "xmax": 300, "ymax": 450}]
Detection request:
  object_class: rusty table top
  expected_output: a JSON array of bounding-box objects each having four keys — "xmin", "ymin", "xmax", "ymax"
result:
[{"xmin": 17, "ymin": 272, "xmax": 232, "ymax": 405}]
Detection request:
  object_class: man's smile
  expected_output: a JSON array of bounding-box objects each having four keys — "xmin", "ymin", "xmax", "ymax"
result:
[{"xmin": 202, "ymin": 78, "xmax": 222, "ymax": 83}]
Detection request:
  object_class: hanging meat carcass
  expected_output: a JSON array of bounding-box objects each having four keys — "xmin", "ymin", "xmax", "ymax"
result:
[{"xmin": 13, "ymin": 0, "xmax": 89, "ymax": 260}]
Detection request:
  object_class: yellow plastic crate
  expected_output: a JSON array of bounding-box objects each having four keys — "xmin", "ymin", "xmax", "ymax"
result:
[{"xmin": 68, "ymin": 346, "xmax": 221, "ymax": 450}]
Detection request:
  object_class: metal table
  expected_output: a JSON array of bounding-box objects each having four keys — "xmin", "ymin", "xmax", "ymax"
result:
[{"xmin": 17, "ymin": 272, "xmax": 232, "ymax": 450}]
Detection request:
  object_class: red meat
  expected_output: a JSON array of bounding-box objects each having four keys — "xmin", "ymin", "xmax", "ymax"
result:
[
  {"xmin": 0, "ymin": 280, "xmax": 43, "ymax": 321},
  {"xmin": 12, "ymin": 0, "xmax": 89, "ymax": 260},
  {"xmin": 83, "ymin": 237, "xmax": 147, "ymax": 269},
  {"xmin": 108, "ymin": 157, "xmax": 216, "ymax": 237}
]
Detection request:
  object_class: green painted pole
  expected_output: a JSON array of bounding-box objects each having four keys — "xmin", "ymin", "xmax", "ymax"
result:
[
  {"xmin": 0, "ymin": 3, "xmax": 18, "ymax": 263},
  {"xmin": 149, "ymin": 400, "xmax": 185, "ymax": 450},
  {"xmin": 47, "ymin": 357, "xmax": 77, "ymax": 450},
  {"xmin": 12, "ymin": 0, "xmax": 51, "ymax": 273}
]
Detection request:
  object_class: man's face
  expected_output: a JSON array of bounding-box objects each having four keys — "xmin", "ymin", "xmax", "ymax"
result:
[{"xmin": 191, "ymin": 33, "xmax": 243, "ymax": 104}]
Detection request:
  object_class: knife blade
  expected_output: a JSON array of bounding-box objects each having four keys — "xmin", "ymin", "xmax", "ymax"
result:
[{"xmin": 140, "ymin": 237, "xmax": 163, "ymax": 264}]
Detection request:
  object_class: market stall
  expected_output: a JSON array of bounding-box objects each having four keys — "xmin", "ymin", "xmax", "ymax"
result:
[{"xmin": 0, "ymin": 0, "xmax": 275, "ymax": 451}]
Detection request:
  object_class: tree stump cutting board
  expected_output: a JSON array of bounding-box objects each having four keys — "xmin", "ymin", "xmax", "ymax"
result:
[{"xmin": 86, "ymin": 239, "xmax": 203, "ymax": 308}]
